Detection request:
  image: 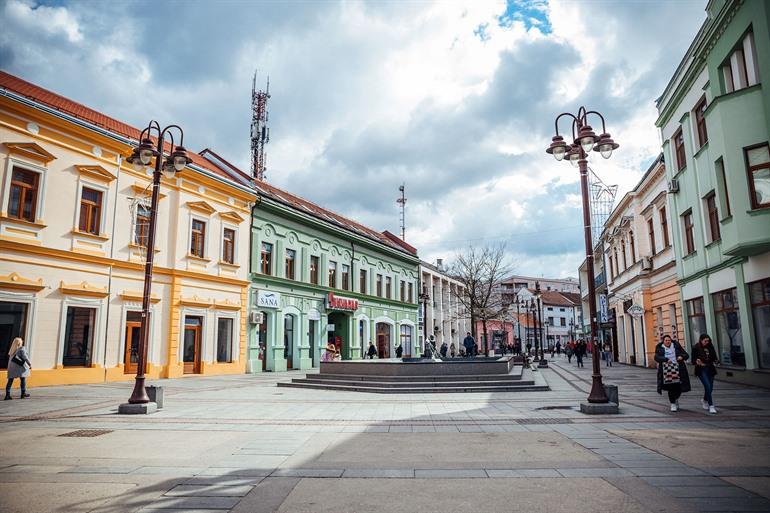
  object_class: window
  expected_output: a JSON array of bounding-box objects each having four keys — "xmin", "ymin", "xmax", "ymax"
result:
[
  {"xmin": 359, "ymin": 269, "xmax": 367, "ymax": 294},
  {"xmin": 705, "ymin": 192, "xmax": 721, "ymax": 242},
  {"xmin": 560, "ymin": 318, "xmax": 566, "ymax": 327},
  {"xmin": 721, "ymin": 31, "xmax": 759, "ymax": 93},
  {"xmin": 621, "ymin": 240, "xmax": 627, "ymax": 270},
  {"xmin": 376, "ymin": 274, "xmax": 383, "ymax": 296},
  {"xmin": 660, "ymin": 207, "xmax": 670, "ymax": 247},
  {"xmin": 8, "ymin": 167, "xmax": 39, "ymax": 222},
  {"xmin": 613, "ymin": 247, "xmax": 619, "ymax": 276},
  {"xmin": 339, "ymin": 264, "xmax": 349, "ymax": 290},
  {"xmin": 78, "ymin": 187, "xmax": 103, "ymax": 235},
  {"xmin": 408, "ymin": 282, "xmax": 413, "ymax": 303},
  {"xmin": 261, "ymin": 242, "xmax": 273, "ymax": 275},
  {"xmin": 134, "ymin": 204, "xmax": 150, "ymax": 248},
  {"xmin": 0, "ymin": 302, "xmax": 27, "ymax": 369},
  {"xmin": 190, "ymin": 219, "xmax": 206, "ymax": 258},
  {"xmin": 328, "ymin": 261, "xmax": 337, "ymax": 287},
  {"xmin": 310, "ymin": 256, "xmax": 319, "ymax": 284},
  {"xmin": 749, "ymin": 278, "xmax": 770, "ymax": 368},
  {"xmin": 285, "ymin": 249, "xmax": 296, "ymax": 280},
  {"xmin": 712, "ymin": 288, "xmax": 745, "ymax": 366},
  {"xmin": 284, "ymin": 314, "xmax": 294, "ymax": 363},
  {"xmin": 629, "ymin": 231, "xmax": 636, "ymax": 264},
  {"xmin": 400, "ymin": 324, "xmax": 412, "ymax": 355},
  {"xmin": 216, "ymin": 317, "xmax": 233, "ymax": 363},
  {"xmin": 716, "ymin": 159, "xmax": 732, "ymax": 216},
  {"xmin": 683, "ymin": 211, "xmax": 695, "ymax": 255},
  {"xmin": 745, "ymin": 143, "xmax": 770, "ymax": 209},
  {"xmin": 674, "ymin": 128, "xmax": 686, "ymax": 171},
  {"xmin": 63, "ymin": 306, "xmax": 96, "ymax": 367},
  {"xmin": 608, "ymin": 255, "xmax": 614, "ymax": 281},
  {"xmin": 694, "ymin": 97, "xmax": 708, "ymax": 147},
  {"xmin": 647, "ymin": 218, "xmax": 656, "ymax": 255},
  {"xmin": 222, "ymin": 228, "xmax": 235, "ymax": 264},
  {"xmin": 386, "ymin": 276, "xmax": 392, "ymax": 298},
  {"xmin": 686, "ymin": 298, "xmax": 706, "ymax": 350},
  {"xmin": 400, "ymin": 280, "xmax": 406, "ymax": 302}
]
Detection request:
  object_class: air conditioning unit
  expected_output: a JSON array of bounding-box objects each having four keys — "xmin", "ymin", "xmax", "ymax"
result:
[
  {"xmin": 667, "ymin": 179, "xmax": 680, "ymax": 193},
  {"xmin": 248, "ymin": 311, "xmax": 264, "ymax": 325},
  {"xmin": 641, "ymin": 256, "xmax": 653, "ymax": 271}
]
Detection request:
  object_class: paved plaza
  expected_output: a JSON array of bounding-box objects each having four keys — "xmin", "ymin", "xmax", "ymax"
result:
[{"xmin": 1, "ymin": 358, "xmax": 769, "ymax": 512}]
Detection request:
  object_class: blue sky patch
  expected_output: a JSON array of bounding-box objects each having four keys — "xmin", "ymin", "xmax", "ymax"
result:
[{"xmin": 498, "ymin": 0, "xmax": 552, "ymax": 34}]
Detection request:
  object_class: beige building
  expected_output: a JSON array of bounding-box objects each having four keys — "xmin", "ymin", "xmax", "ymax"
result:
[
  {"xmin": 0, "ymin": 71, "xmax": 257, "ymax": 386},
  {"xmin": 419, "ymin": 259, "xmax": 469, "ymax": 351}
]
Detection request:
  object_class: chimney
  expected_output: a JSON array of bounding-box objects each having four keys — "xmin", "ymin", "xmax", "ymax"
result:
[{"xmin": 436, "ymin": 258, "xmax": 443, "ymax": 269}]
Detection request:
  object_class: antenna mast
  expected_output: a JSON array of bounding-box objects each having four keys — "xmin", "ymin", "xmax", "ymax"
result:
[
  {"xmin": 250, "ymin": 70, "xmax": 270, "ymax": 180},
  {"xmin": 396, "ymin": 183, "xmax": 407, "ymax": 240}
]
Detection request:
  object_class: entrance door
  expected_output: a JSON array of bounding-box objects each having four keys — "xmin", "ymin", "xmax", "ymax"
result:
[
  {"xmin": 183, "ymin": 316, "xmax": 202, "ymax": 374},
  {"xmin": 284, "ymin": 314, "xmax": 295, "ymax": 369},
  {"xmin": 309, "ymin": 319, "xmax": 317, "ymax": 367},
  {"xmin": 124, "ymin": 314, "xmax": 141, "ymax": 374},
  {"xmin": 376, "ymin": 322, "xmax": 391, "ymax": 359},
  {"xmin": 327, "ymin": 312, "xmax": 350, "ymax": 359},
  {"xmin": 0, "ymin": 301, "xmax": 27, "ymax": 369},
  {"xmin": 258, "ymin": 311, "xmax": 268, "ymax": 371},
  {"xmin": 359, "ymin": 320, "xmax": 367, "ymax": 359}
]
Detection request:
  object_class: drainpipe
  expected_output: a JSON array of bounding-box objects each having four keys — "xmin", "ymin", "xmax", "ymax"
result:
[{"xmin": 102, "ymin": 154, "xmax": 123, "ymax": 381}]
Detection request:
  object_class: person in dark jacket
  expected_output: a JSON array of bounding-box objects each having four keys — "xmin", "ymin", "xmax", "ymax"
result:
[
  {"xmin": 691, "ymin": 333, "xmax": 719, "ymax": 414},
  {"xmin": 367, "ymin": 342, "xmax": 378, "ymax": 359},
  {"xmin": 439, "ymin": 341, "xmax": 448, "ymax": 358},
  {"xmin": 575, "ymin": 341, "xmax": 585, "ymax": 368},
  {"xmin": 463, "ymin": 332, "xmax": 475, "ymax": 358},
  {"xmin": 654, "ymin": 334, "xmax": 690, "ymax": 412},
  {"xmin": 395, "ymin": 344, "xmax": 403, "ymax": 358},
  {"xmin": 5, "ymin": 337, "xmax": 31, "ymax": 400}
]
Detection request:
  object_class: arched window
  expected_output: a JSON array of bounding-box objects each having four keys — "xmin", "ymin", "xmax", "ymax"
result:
[{"xmin": 400, "ymin": 325, "xmax": 413, "ymax": 355}]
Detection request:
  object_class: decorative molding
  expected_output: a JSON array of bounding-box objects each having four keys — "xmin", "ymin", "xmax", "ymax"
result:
[
  {"xmin": 120, "ymin": 290, "xmax": 161, "ymax": 303},
  {"xmin": 186, "ymin": 253, "xmax": 212, "ymax": 263},
  {"xmin": 3, "ymin": 142, "xmax": 56, "ymax": 164},
  {"xmin": 179, "ymin": 295, "xmax": 213, "ymax": 308},
  {"xmin": 59, "ymin": 280, "xmax": 108, "ymax": 297},
  {"xmin": 214, "ymin": 299, "xmax": 242, "ymax": 311},
  {"xmin": 219, "ymin": 210, "xmax": 245, "ymax": 224},
  {"xmin": 75, "ymin": 165, "xmax": 116, "ymax": 183},
  {"xmin": 70, "ymin": 229, "xmax": 109, "ymax": 242},
  {"xmin": 0, "ymin": 215, "xmax": 47, "ymax": 230},
  {"xmin": 187, "ymin": 201, "xmax": 216, "ymax": 216},
  {"xmin": 0, "ymin": 272, "xmax": 45, "ymax": 292}
]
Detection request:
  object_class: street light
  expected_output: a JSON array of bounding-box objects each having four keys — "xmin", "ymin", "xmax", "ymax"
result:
[
  {"xmin": 418, "ymin": 288, "xmax": 431, "ymax": 357},
  {"xmin": 534, "ymin": 281, "xmax": 548, "ymax": 368},
  {"xmin": 516, "ymin": 298, "xmax": 523, "ymax": 357},
  {"xmin": 546, "ymin": 106, "xmax": 618, "ymax": 404},
  {"xmin": 121, "ymin": 121, "xmax": 191, "ymax": 412}
]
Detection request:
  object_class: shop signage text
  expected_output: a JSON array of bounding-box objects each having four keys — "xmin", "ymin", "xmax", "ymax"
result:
[
  {"xmin": 257, "ymin": 290, "xmax": 280, "ymax": 309},
  {"xmin": 627, "ymin": 304, "xmax": 644, "ymax": 318},
  {"xmin": 325, "ymin": 292, "xmax": 358, "ymax": 312}
]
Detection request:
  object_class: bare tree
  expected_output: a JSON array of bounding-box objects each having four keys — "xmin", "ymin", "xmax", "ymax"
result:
[{"xmin": 449, "ymin": 244, "xmax": 514, "ymax": 354}]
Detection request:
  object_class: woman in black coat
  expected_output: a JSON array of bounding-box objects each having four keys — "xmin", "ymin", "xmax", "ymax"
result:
[
  {"xmin": 654, "ymin": 335, "xmax": 690, "ymax": 412},
  {"xmin": 691, "ymin": 333, "xmax": 719, "ymax": 414}
]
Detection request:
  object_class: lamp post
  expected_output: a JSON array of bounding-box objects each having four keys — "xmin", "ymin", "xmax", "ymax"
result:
[
  {"xmin": 516, "ymin": 298, "xmax": 523, "ymax": 356},
  {"xmin": 546, "ymin": 106, "xmax": 618, "ymax": 404},
  {"xmin": 120, "ymin": 121, "xmax": 191, "ymax": 412},
  {"xmin": 418, "ymin": 288, "xmax": 430, "ymax": 356}
]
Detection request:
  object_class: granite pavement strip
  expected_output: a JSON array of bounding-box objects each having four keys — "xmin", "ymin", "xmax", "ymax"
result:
[{"xmin": 0, "ymin": 358, "xmax": 768, "ymax": 512}]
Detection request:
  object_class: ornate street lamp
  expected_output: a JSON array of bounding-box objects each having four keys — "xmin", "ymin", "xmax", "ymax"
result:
[
  {"xmin": 546, "ymin": 107, "xmax": 618, "ymax": 404},
  {"xmin": 418, "ymin": 288, "xmax": 431, "ymax": 357},
  {"xmin": 121, "ymin": 121, "xmax": 191, "ymax": 413}
]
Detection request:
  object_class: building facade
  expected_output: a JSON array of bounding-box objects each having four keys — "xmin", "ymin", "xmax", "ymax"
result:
[
  {"xmin": 0, "ymin": 72, "xmax": 256, "ymax": 386},
  {"xmin": 247, "ymin": 181, "xmax": 420, "ymax": 372},
  {"xmin": 602, "ymin": 155, "xmax": 682, "ymax": 367},
  {"xmin": 419, "ymin": 259, "xmax": 470, "ymax": 352},
  {"xmin": 656, "ymin": 0, "xmax": 770, "ymax": 386},
  {"xmin": 500, "ymin": 274, "xmax": 579, "ymax": 305},
  {"xmin": 578, "ymin": 241, "xmax": 615, "ymax": 354}
]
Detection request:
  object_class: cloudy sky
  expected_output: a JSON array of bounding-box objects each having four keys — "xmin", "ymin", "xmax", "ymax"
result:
[{"xmin": 1, "ymin": 0, "xmax": 706, "ymax": 278}]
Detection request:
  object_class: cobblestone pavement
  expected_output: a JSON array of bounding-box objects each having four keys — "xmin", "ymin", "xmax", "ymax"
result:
[{"xmin": 1, "ymin": 356, "xmax": 769, "ymax": 512}]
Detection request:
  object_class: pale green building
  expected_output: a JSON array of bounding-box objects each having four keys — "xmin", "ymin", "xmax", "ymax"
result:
[{"xmin": 656, "ymin": 0, "xmax": 770, "ymax": 386}]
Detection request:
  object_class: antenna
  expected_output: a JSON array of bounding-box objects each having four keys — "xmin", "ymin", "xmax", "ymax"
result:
[
  {"xmin": 251, "ymin": 70, "xmax": 270, "ymax": 180},
  {"xmin": 396, "ymin": 183, "xmax": 407, "ymax": 240}
]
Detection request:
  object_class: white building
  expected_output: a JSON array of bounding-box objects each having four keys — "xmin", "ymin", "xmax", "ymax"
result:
[{"xmin": 419, "ymin": 259, "xmax": 470, "ymax": 351}]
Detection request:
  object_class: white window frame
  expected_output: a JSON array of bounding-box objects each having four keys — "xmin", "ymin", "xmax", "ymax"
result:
[
  {"xmin": 74, "ymin": 179, "xmax": 110, "ymax": 236},
  {"xmin": 57, "ymin": 298, "xmax": 104, "ymax": 368},
  {"xmin": 2, "ymin": 157, "xmax": 47, "ymax": 221},
  {"xmin": 179, "ymin": 309, "xmax": 209, "ymax": 363},
  {"xmin": 118, "ymin": 304, "xmax": 159, "ymax": 366},
  {"xmin": 188, "ymin": 214, "xmax": 210, "ymax": 259},
  {"xmin": 214, "ymin": 312, "xmax": 238, "ymax": 363},
  {"xmin": 0, "ymin": 291, "xmax": 38, "ymax": 361},
  {"xmin": 220, "ymin": 222, "xmax": 239, "ymax": 265}
]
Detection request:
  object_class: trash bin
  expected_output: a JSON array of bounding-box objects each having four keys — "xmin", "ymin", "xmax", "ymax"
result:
[
  {"xmin": 147, "ymin": 385, "xmax": 164, "ymax": 408},
  {"xmin": 603, "ymin": 384, "xmax": 618, "ymax": 404}
]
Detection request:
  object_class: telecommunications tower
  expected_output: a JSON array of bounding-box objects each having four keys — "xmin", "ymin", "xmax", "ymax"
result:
[
  {"xmin": 397, "ymin": 183, "xmax": 407, "ymax": 240},
  {"xmin": 250, "ymin": 70, "xmax": 270, "ymax": 180}
]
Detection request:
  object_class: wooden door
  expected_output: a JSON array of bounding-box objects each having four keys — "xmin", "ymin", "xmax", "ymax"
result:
[
  {"xmin": 183, "ymin": 317, "xmax": 202, "ymax": 374},
  {"xmin": 124, "ymin": 321, "xmax": 141, "ymax": 374},
  {"xmin": 259, "ymin": 316, "xmax": 267, "ymax": 371},
  {"xmin": 376, "ymin": 323, "xmax": 390, "ymax": 359}
]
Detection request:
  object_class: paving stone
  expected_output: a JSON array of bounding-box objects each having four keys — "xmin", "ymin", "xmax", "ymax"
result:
[
  {"xmin": 704, "ymin": 467, "xmax": 770, "ymax": 477},
  {"xmin": 132, "ymin": 466, "xmax": 204, "ymax": 475},
  {"xmin": 415, "ymin": 469, "xmax": 488, "ymax": 478},
  {"xmin": 485, "ymin": 469, "xmax": 560, "ymax": 478},
  {"xmin": 141, "ymin": 496, "xmax": 241, "ymax": 509},
  {"xmin": 680, "ymin": 497, "xmax": 770, "ymax": 511},
  {"xmin": 660, "ymin": 485, "xmax": 756, "ymax": 498},
  {"xmin": 65, "ymin": 466, "xmax": 140, "ymax": 474},
  {"xmin": 272, "ymin": 468, "xmax": 344, "ymax": 478},
  {"xmin": 342, "ymin": 468, "xmax": 415, "ymax": 478},
  {"xmin": 556, "ymin": 468, "xmax": 633, "ymax": 477},
  {"xmin": 641, "ymin": 476, "xmax": 731, "ymax": 487},
  {"xmin": 198, "ymin": 467, "xmax": 273, "ymax": 477},
  {"xmin": 164, "ymin": 484, "xmax": 254, "ymax": 497},
  {"xmin": 629, "ymin": 466, "xmax": 708, "ymax": 477},
  {"xmin": 0, "ymin": 464, "xmax": 74, "ymax": 474},
  {"xmin": 184, "ymin": 476, "xmax": 265, "ymax": 486}
]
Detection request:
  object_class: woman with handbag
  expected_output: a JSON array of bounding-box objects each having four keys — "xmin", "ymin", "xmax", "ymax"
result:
[
  {"xmin": 654, "ymin": 334, "xmax": 690, "ymax": 412},
  {"xmin": 5, "ymin": 337, "xmax": 32, "ymax": 400},
  {"xmin": 691, "ymin": 333, "xmax": 719, "ymax": 414}
]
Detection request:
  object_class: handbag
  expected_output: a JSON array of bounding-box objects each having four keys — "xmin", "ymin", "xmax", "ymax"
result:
[
  {"xmin": 11, "ymin": 353, "xmax": 25, "ymax": 367},
  {"xmin": 662, "ymin": 360, "xmax": 680, "ymax": 384}
]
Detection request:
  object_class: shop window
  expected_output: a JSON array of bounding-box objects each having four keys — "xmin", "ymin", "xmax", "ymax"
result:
[
  {"xmin": 0, "ymin": 302, "xmax": 28, "ymax": 369},
  {"xmin": 647, "ymin": 218, "xmax": 656, "ymax": 255},
  {"xmin": 310, "ymin": 255, "xmax": 319, "ymax": 285},
  {"xmin": 261, "ymin": 242, "xmax": 273, "ymax": 275},
  {"xmin": 745, "ymin": 143, "xmax": 770, "ymax": 210},
  {"xmin": 359, "ymin": 269, "xmax": 367, "ymax": 294},
  {"xmin": 711, "ymin": 288, "xmax": 745, "ymax": 367},
  {"xmin": 386, "ymin": 276, "xmax": 392, "ymax": 298},
  {"xmin": 660, "ymin": 206, "xmax": 670, "ymax": 247},
  {"xmin": 8, "ymin": 167, "xmax": 39, "ymax": 222},
  {"xmin": 216, "ymin": 317, "xmax": 234, "ymax": 363},
  {"xmin": 694, "ymin": 97, "xmax": 708, "ymax": 147},
  {"xmin": 682, "ymin": 210, "xmax": 695, "ymax": 255},
  {"xmin": 222, "ymin": 228, "xmax": 235, "ymax": 264},
  {"xmin": 673, "ymin": 128, "xmax": 686, "ymax": 171},
  {"xmin": 78, "ymin": 187, "xmax": 103, "ymax": 235},
  {"xmin": 190, "ymin": 219, "xmax": 206, "ymax": 258},
  {"xmin": 705, "ymin": 192, "xmax": 721, "ymax": 242},
  {"xmin": 134, "ymin": 203, "xmax": 150, "ymax": 248},
  {"xmin": 341, "ymin": 264, "xmax": 350, "ymax": 291},
  {"xmin": 750, "ymin": 278, "xmax": 770, "ymax": 368},
  {"xmin": 63, "ymin": 306, "xmax": 96, "ymax": 367},
  {"xmin": 376, "ymin": 274, "xmax": 383, "ymax": 296},
  {"xmin": 285, "ymin": 249, "xmax": 296, "ymax": 280},
  {"xmin": 328, "ymin": 261, "xmax": 337, "ymax": 288},
  {"xmin": 686, "ymin": 298, "xmax": 706, "ymax": 350}
]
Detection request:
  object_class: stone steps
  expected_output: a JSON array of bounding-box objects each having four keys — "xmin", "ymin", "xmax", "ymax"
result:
[
  {"xmin": 293, "ymin": 377, "xmax": 538, "ymax": 388},
  {"xmin": 277, "ymin": 380, "xmax": 549, "ymax": 394}
]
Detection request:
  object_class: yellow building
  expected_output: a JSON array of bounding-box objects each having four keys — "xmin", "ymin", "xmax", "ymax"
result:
[{"xmin": 0, "ymin": 71, "xmax": 257, "ymax": 386}]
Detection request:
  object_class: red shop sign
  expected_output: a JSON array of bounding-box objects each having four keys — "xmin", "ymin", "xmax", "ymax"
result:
[{"xmin": 326, "ymin": 292, "xmax": 358, "ymax": 312}]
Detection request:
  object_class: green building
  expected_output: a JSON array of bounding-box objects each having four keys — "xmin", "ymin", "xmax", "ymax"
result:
[
  {"xmin": 656, "ymin": 0, "xmax": 770, "ymax": 386},
  {"xmin": 246, "ymin": 181, "xmax": 420, "ymax": 372}
]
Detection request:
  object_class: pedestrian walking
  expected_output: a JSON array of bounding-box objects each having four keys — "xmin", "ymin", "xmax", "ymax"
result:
[
  {"xmin": 5, "ymin": 337, "xmax": 31, "ymax": 400},
  {"xmin": 575, "ymin": 340, "xmax": 585, "ymax": 368},
  {"xmin": 655, "ymin": 334, "xmax": 690, "ymax": 412},
  {"xmin": 691, "ymin": 333, "xmax": 719, "ymax": 414},
  {"xmin": 395, "ymin": 344, "xmax": 403, "ymax": 358},
  {"xmin": 463, "ymin": 332, "xmax": 475, "ymax": 358},
  {"xmin": 566, "ymin": 344, "xmax": 574, "ymax": 363},
  {"xmin": 603, "ymin": 342, "xmax": 613, "ymax": 367},
  {"xmin": 439, "ymin": 341, "xmax": 448, "ymax": 358},
  {"xmin": 555, "ymin": 341, "xmax": 561, "ymax": 355},
  {"xmin": 449, "ymin": 342, "xmax": 456, "ymax": 358}
]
